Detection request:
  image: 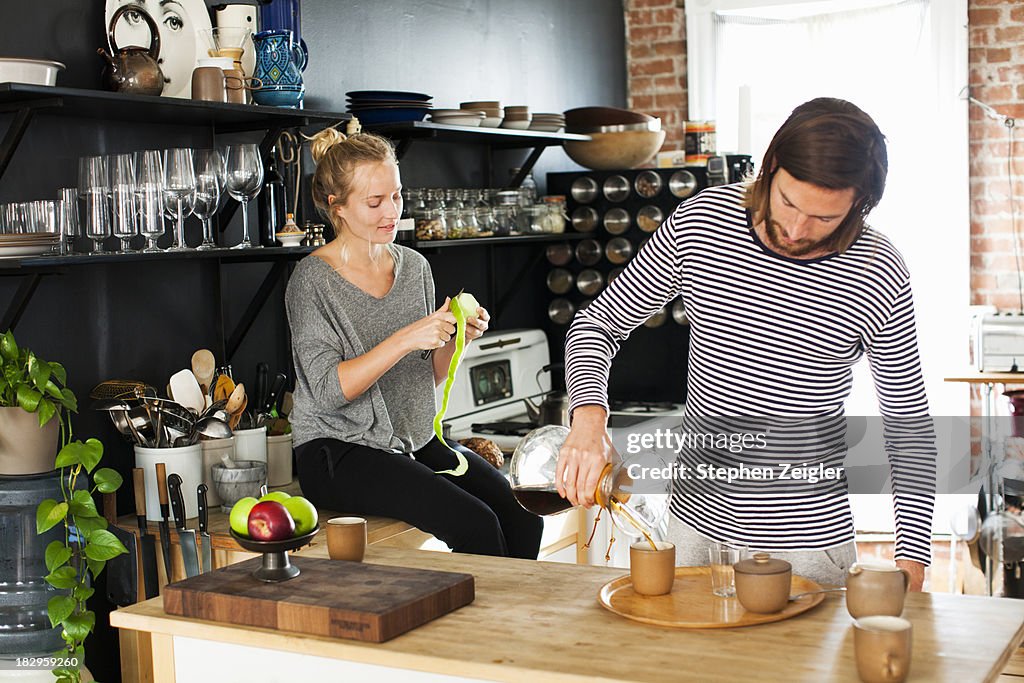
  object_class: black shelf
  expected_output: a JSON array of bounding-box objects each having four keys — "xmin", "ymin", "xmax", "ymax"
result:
[
  {"xmin": 401, "ymin": 232, "xmax": 588, "ymax": 249},
  {"xmin": 0, "ymin": 83, "xmax": 348, "ymax": 132},
  {"xmin": 364, "ymin": 120, "xmax": 590, "ymax": 149},
  {"xmin": 0, "ymin": 245, "xmax": 315, "ymax": 271}
]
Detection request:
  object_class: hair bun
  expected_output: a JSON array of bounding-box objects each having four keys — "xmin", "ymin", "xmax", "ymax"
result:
[{"xmin": 308, "ymin": 127, "xmax": 347, "ymax": 164}]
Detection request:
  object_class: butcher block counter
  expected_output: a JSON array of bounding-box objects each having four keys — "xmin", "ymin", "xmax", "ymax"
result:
[{"xmin": 110, "ymin": 547, "xmax": 1024, "ymax": 683}]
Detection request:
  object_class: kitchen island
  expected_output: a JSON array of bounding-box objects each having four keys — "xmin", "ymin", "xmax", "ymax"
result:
[{"xmin": 111, "ymin": 546, "xmax": 1024, "ymax": 682}]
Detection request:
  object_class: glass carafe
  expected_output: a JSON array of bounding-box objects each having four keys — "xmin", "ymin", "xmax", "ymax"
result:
[{"xmin": 509, "ymin": 425, "xmax": 670, "ymax": 545}]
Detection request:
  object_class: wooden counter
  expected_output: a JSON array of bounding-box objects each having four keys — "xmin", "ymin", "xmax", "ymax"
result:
[{"xmin": 111, "ymin": 546, "xmax": 1024, "ymax": 683}]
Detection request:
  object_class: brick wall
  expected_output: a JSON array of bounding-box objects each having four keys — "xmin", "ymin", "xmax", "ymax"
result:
[{"xmin": 624, "ymin": 0, "xmax": 687, "ymax": 150}]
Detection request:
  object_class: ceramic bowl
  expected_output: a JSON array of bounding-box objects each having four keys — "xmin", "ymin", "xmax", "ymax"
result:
[
  {"xmin": 0, "ymin": 58, "xmax": 65, "ymax": 86},
  {"xmin": 500, "ymin": 118, "xmax": 532, "ymax": 130},
  {"xmin": 734, "ymin": 552, "xmax": 792, "ymax": 614},
  {"xmin": 563, "ymin": 129, "xmax": 667, "ymax": 170},
  {"xmin": 276, "ymin": 232, "xmax": 304, "ymax": 247},
  {"xmin": 211, "ymin": 459, "xmax": 266, "ymax": 510}
]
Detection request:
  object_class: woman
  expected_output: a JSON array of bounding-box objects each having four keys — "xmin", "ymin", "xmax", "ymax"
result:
[{"xmin": 285, "ymin": 128, "xmax": 543, "ymax": 559}]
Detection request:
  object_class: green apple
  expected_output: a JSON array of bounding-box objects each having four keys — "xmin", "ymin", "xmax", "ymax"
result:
[
  {"xmin": 282, "ymin": 496, "xmax": 318, "ymax": 536},
  {"xmin": 229, "ymin": 497, "xmax": 259, "ymax": 537},
  {"xmin": 454, "ymin": 292, "xmax": 480, "ymax": 318},
  {"xmin": 260, "ymin": 490, "xmax": 291, "ymax": 503}
]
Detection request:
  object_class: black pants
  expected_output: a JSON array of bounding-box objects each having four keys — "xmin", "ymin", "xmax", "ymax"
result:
[{"xmin": 295, "ymin": 436, "xmax": 543, "ymax": 559}]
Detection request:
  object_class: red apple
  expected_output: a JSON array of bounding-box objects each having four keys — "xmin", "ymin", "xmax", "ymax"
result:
[{"xmin": 247, "ymin": 501, "xmax": 295, "ymax": 541}]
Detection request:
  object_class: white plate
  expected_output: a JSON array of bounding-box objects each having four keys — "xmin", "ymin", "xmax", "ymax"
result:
[
  {"xmin": 0, "ymin": 235, "xmax": 60, "ymax": 244},
  {"xmin": 106, "ymin": 0, "xmax": 213, "ymax": 99},
  {"xmin": 430, "ymin": 116, "xmax": 483, "ymax": 127},
  {"xmin": 0, "ymin": 243, "xmax": 57, "ymax": 258}
]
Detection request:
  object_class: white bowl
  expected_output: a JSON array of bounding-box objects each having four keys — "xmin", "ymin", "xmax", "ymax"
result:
[
  {"xmin": 529, "ymin": 123, "xmax": 564, "ymax": 132},
  {"xmin": 500, "ymin": 119, "xmax": 532, "ymax": 130},
  {"xmin": 430, "ymin": 115, "xmax": 484, "ymax": 127},
  {"xmin": 481, "ymin": 116, "xmax": 504, "ymax": 128},
  {"xmin": 276, "ymin": 233, "xmax": 304, "ymax": 247},
  {"xmin": 0, "ymin": 58, "xmax": 65, "ymax": 86}
]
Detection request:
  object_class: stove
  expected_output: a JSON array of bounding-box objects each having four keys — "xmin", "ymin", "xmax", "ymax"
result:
[{"xmin": 441, "ymin": 329, "xmax": 684, "ymax": 453}]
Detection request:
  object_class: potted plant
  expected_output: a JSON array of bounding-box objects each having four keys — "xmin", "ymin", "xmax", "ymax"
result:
[
  {"xmin": 0, "ymin": 330, "xmax": 77, "ymax": 475},
  {"xmin": 36, "ymin": 438, "xmax": 127, "ymax": 683}
]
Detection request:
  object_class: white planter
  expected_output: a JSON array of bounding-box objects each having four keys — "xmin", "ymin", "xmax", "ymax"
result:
[
  {"xmin": 200, "ymin": 437, "xmax": 234, "ymax": 507},
  {"xmin": 266, "ymin": 433, "xmax": 293, "ymax": 487},
  {"xmin": 0, "ymin": 407, "xmax": 59, "ymax": 475},
  {"xmin": 233, "ymin": 426, "xmax": 267, "ymax": 465},
  {"xmin": 134, "ymin": 444, "xmax": 202, "ymax": 522}
]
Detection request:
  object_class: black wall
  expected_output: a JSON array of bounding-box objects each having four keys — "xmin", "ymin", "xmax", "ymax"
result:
[{"xmin": 0, "ymin": 1, "xmax": 626, "ymax": 679}]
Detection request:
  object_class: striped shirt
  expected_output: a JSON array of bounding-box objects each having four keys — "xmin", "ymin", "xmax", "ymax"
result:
[{"xmin": 565, "ymin": 183, "xmax": 935, "ymax": 565}]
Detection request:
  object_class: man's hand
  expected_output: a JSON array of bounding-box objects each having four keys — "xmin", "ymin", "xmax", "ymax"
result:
[{"xmin": 895, "ymin": 559, "xmax": 925, "ymax": 591}]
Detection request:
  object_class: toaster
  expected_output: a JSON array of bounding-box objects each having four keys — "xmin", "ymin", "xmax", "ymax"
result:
[{"xmin": 974, "ymin": 312, "xmax": 1024, "ymax": 372}]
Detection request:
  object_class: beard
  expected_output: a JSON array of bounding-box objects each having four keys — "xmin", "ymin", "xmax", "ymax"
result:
[{"xmin": 760, "ymin": 207, "xmax": 832, "ymax": 258}]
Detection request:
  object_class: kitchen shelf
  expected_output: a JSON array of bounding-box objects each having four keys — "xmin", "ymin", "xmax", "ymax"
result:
[
  {"xmin": 400, "ymin": 232, "xmax": 588, "ymax": 249},
  {"xmin": 364, "ymin": 120, "xmax": 589, "ymax": 149},
  {"xmin": 0, "ymin": 245, "xmax": 315, "ymax": 271}
]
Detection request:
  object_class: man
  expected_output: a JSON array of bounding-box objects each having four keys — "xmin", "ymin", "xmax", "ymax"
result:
[{"xmin": 558, "ymin": 98, "xmax": 935, "ymax": 589}]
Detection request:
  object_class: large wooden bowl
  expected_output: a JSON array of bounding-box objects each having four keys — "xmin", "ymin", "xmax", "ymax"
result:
[{"xmin": 564, "ymin": 129, "xmax": 667, "ymax": 171}]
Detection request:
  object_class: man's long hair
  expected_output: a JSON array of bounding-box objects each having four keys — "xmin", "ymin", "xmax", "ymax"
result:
[{"xmin": 743, "ymin": 98, "xmax": 888, "ymax": 254}]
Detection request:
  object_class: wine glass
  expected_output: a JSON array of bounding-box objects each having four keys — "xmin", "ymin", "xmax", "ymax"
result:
[
  {"xmin": 224, "ymin": 143, "xmax": 264, "ymax": 249},
  {"xmin": 163, "ymin": 148, "xmax": 196, "ymax": 252},
  {"xmin": 78, "ymin": 155, "xmax": 110, "ymax": 254},
  {"xmin": 134, "ymin": 150, "xmax": 165, "ymax": 252},
  {"xmin": 109, "ymin": 153, "xmax": 137, "ymax": 253},
  {"xmin": 193, "ymin": 149, "xmax": 222, "ymax": 250}
]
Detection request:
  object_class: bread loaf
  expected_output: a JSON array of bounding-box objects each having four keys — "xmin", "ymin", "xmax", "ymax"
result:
[{"xmin": 458, "ymin": 437, "xmax": 504, "ymax": 470}]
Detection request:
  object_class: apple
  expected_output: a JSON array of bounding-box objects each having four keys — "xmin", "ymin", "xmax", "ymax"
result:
[
  {"xmin": 282, "ymin": 496, "xmax": 318, "ymax": 536},
  {"xmin": 229, "ymin": 497, "xmax": 259, "ymax": 537},
  {"xmin": 260, "ymin": 491, "xmax": 291, "ymax": 503},
  {"xmin": 454, "ymin": 292, "xmax": 480, "ymax": 319},
  {"xmin": 247, "ymin": 501, "xmax": 295, "ymax": 541}
]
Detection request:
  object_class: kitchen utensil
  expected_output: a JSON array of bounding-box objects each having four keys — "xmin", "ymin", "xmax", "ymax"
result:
[
  {"xmin": 734, "ymin": 553, "xmax": 793, "ymax": 614},
  {"xmin": 603, "ymin": 207, "xmax": 630, "ymax": 235},
  {"xmin": 605, "ymin": 237, "xmax": 633, "ymax": 265},
  {"xmin": 570, "ymin": 176, "xmax": 598, "ymax": 204},
  {"xmin": 102, "ymin": 492, "xmax": 138, "ymax": 607},
  {"xmin": 0, "ymin": 58, "xmax": 65, "ymax": 86},
  {"xmin": 191, "ymin": 350, "xmax": 216, "ymax": 395},
  {"xmin": 167, "ymin": 473, "xmax": 200, "ymax": 579},
  {"xmin": 254, "ymin": 363, "xmax": 269, "ymax": 416},
  {"xmin": 213, "ymin": 372, "xmax": 236, "ymax": 403},
  {"xmin": 169, "ymin": 369, "xmax": 206, "ymax": 416},
  {"xmin": 99, "ymin": 4, "xmax": 165, "ymax": 96},
  {"xmin": 669, "ymin": 170, "xmax": 698, "ymax": 199},
  {"xmin": 547, "ymin": 298, "xmax": 575, "ymax": 325},
  {"xmin": 132, "ymin": 468, "xmax": 160, "ymax": 599},
  {"xmin": 155, "ymin": 462, "xmax": 173, "ymax": 581},
  {"xmin": 263, "ymin": 372, "xmax": 287, "ymax": 414},
  {"xmin": 162, "ymin": 555, "xmax": 474, "ymax": 641},
  {"xmin": 576, "ymin": 268, "xmax": 604, "ymax": 296},
  {"xmin": 564, "ymin": 129, "xmax": 667, "ymax": 171},
  {"xmin": 789, "ymin": 587, "xmax": 846, "ymax": 601},
  {"xmin": 575, "ymin": 239, "xmax": 602, "ymax": 266},
  {"xmin": 197, "ymin": 483, "xmax": 212, "ymax": 574},
  {"xmin": 545, "ymin": 268, "xmax": 574, "ymax": 295},
  {"xmin": 570, "ymin": 206, "xmax": 598, "ymax": 232},
  {"xmin": 853, "ymin": 616, "xmax": 912, "ymax": 683},
  {"xmin": 846, "ymin": 561, "xmax": 911, "ymax": 618},
  {"xmin": 629, "ymin": 541, "xmax": 675, "ymax": 596},
  {"xmin": 193, "ymin": 416, "xmax": 232, "ymax": 441},
  {"xmin": 266, "ymin": 432, "xmax": 293, "ymax": 486},
  {"xmin": 597, "ymin": 567, "xmax": 825, "ymax": 628},
  {"xmin": 327, "ymin": 516, "xmax": 367, "ymax": 562},
  {"xmin": 602, "ymin": 175, "xmax": 630, "ymax": 202}
]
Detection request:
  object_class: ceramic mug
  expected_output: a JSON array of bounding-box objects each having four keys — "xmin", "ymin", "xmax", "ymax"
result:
[
  {"xmin": 853, "ymin": 616, "xmax": 912, "ymax": 683},
  {"xmin": 327, "ymin": 516, "xmax": 367, "ymax": 562},
  {"xmin": 846, "ymin": 562, "xmax": 911, "ymax": 618},
  {"xmin": 191, "ymin": 66, "xmax": 227, "ymax": 102},
  {"xmin": 629, "ymin": 541, "xmax": 675, "ymax": 596}
]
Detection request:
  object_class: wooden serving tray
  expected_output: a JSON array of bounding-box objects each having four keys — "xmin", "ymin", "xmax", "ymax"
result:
[{"xmin": 598, "ymin": 566, "xmax": 825, "ymax": 629}]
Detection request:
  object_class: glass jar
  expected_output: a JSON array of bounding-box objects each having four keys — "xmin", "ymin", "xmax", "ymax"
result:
[
  {"xmin": 444, "ymin": 188, "xmax": 463, "ymax": 210},
  {"xmin": 424, "ymin": 188, "xmax": 446, "ymax": 212},
  {"xmin": 541, "ymin": 195, "xmax": 567, "ymax": 233},
  {"xmin": 415, "ymin": 207, "xmax": 447, "ymax": 241},
  {"xmin": 447, "ymin": 208, "xmax": 467, "ymax": 239},
  {"xmin": 476, "ymin": 206, "xmax": 495, "ymax": 236},
  {"xmin": 509, "ymin": 425, "xmax": 670, "ymax": 542},
  {"xmin": 404, "ymin": 188, "xmax": 425, "ymax": 219},
  {"xmin": 458, "ymin": 206, "xmax": 480, "ymax": 238},
  {"xmin": 516, "ymin": 204, "xmax": 546, "ymax": 234},
  {"xmin": 492, "ymin": 205, "xmax": 514, "ymax": 236}
]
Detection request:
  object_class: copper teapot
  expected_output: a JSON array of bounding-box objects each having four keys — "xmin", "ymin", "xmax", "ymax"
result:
[{"xmin": 99, "ymin": 4, "xmax": 165, "ymax": 96}]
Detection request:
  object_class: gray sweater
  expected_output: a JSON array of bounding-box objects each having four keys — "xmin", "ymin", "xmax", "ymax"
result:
[{"xmin": 284, "ymin": 244, "xmax": 437, "ymax": 451}]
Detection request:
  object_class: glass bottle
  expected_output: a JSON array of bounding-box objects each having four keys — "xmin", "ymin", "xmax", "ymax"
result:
[
  {"xmin": 509, "ymin": 426, "xmax": 670, "ymax": 544},
  {"xmin": 511, "ymin": 167, "xmax": 537, "ymax": 206},
  {"xmin": 258, "ymin": 152, "xmax": 285, "ymax": 247}
]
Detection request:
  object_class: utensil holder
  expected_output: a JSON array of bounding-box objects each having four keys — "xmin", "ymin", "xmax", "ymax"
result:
[
  {"xmin": 233, "ymin": 426, "xmax": 267, "ymax": 464},
  {"xmin": 134, "ymin": 444, "xmax": 202, "ymax": 522},
  {"xmin": 266, "ymin": 432, "xmax": 293, "ymax": 487}
]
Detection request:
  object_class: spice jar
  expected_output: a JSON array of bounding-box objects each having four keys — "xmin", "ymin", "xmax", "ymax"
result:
[
  {"xmin": 458, "ymin": 207, "xmax": 480, "ymax": 238},
  {"xmin": 415, "ymin": 207, "xmax": 447, "ymax": 240},
  {"xmin": 541, "ymin": 195, "xmax": 567, "ymax": 233},
  {"xmin": 475, "ymin": 206, "xmax": 495, "ymax": 236},
  {"xmin": 492, "ymin": 205, "xmax": 515, "ymax": 236},
  {"xmin": 446, "ymin": 208, "xmax": 466, "ymax": 239},
  {"xmin": 516, "ymin": 204, "xmax": 547, "ymax": 234}
]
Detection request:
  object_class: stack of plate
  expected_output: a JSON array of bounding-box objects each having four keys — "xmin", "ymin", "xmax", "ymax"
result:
[
  {"xmin": 429, "ymin": 108, "xmax": 485, "ymax": 127},
  {"xmin": 500, "ymin": 106, "xmax": 531, "ymax": 130},
  {"xmin": 529, "ymin": 113, "xmax": 566, "ymax": 133},
  {"xmin": 346, "ymin": 91, "xmax": 433, "ymax": 125},
  {"xmin": 460, "ymin": 101, "xmax": 503, "ymax": 127},
  {"xmin": 0, "ymin": 232, "xmax": 59, "ymax": 259}
]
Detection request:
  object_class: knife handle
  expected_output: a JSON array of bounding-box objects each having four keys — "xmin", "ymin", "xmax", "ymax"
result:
[
  {"xmin": 197, "ymin": 484, "xmax": 208, "ymax": 535},
  {"xmin": 264, "ymin": 372, "xmax": 287, "ymax": 413},
  {"xmin": 132, "ymin": 468, "xmax": 147, "ymax": 523},
  {"xmin": 167, "ymin": 473, "xmax": 185, "ymax": 529},
  {"xmin": 156, "ymin": 462, "xmax": 169, "ymax": 507}
]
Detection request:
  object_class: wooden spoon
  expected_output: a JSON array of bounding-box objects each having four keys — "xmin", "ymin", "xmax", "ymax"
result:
[
  {"xmin": 191, "ymin": 349, "xmax": 216, "ymax": 395},
  {"xmin": 228, "ymin": 394, "xmax": 248, "ymax": 431},
  {"xmin": 213, "ymin": 374, "xmax": 236, "ymax": 404},
  {"xmin": 225, "ymin": 382, "xmax": 246, "ymax": 416}
]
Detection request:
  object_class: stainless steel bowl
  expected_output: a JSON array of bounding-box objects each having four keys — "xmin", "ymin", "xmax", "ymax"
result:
[
  {"xmin": 634, "ymin": 170, "xmax": 663, "ymax": 198},
  {"xmin": 603, "ymin": 208, "xmax": 630, "ymax": 235},
  {"xmin": 548, "ymin": 298, "xmax": 576, "ymax": 325},
  {"xmin": 602, "ymin": 175, "xmax": 630, "ymax": 202},
  {"xmin": 571, "ymin": 206, "xmax": 599, "ymax": 232},
  {"xmin": 577, "ymin": 268, "xmax": 604, "ymax": 296},
  {"xmin": 570, "ymin": 176, "xmax": 599, "ymax": 204},
  {"xmin": 669, "ymin": 170, "xmax": 698, "ymax": 199},
  {"xmin": 672, "ymin": 299, "xmax": 688, "ymax": 325},
  {"xmin": 546, "ymin": 242, "xmax": 573, "ymax": 266},
  {"xmin": 575, "ymin": 238, "xmax": 602, "ymax": 265},
  {"xmin": 644, "ymin": 307, "xmax": 668, "ymax": 328},
  {"xmin": 605, "ymin": 237, "xmax": 633, "ymax": 265},
  {"xmin": 546, "ymin": 268, "xmax": 575, "ymax": 294},
  {"xmin": 637, "ymin": 205, "xmax": 664, "ymax": 233}
]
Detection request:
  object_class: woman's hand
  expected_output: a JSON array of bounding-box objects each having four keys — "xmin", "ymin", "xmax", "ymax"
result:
[
  {"xmin": 464, "ymin": 306, "xmax": 490, "ymax": 343},
  {"xmin": 556, "ymin": 405, "xmax": 613, "ymax": 507},
  {"xmin": 404, "ymin": 298, "xmax": 457, "ymax": 353}
]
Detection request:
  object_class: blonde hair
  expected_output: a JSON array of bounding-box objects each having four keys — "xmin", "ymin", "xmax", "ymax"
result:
[{"xmin": 308, "ymin": 127, "xmax": 398, "ymax": 228}]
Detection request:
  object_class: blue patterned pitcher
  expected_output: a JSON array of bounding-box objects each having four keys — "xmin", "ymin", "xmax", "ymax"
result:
[{"xmin": 252, "ymin": 30, "xmax": 305, "ymax": 107}]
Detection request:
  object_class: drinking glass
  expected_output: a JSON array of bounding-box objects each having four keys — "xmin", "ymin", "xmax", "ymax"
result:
[
  {"xmin": 163, "ymin": 148, "xmax": 196, "ymax": 251},
  {"xmin": 709, "ymin": 542, "xmax": 747, "ymax": 598},
  {"xmin": 224, "ymin": 143, "xmax": 264, "ymax": 249},
  {"xmin": 193, "ymin": 149, "xmax": 222, "ymax": 250},
  {"xmin": 57, "ymin": 188, "xmax": 80, "ymax": 254},
  {"xmin": 134, "ymin": 150, "xmax": 165, "ymax": 252},
  {"xmin": 109, "ymin": 153, "xmax": 137, "ymax": 252},
  {"xmin": 78, "ymin": 155, "xmax": 111, "ymax": 254}
]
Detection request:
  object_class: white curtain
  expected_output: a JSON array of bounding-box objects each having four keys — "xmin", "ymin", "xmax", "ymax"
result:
[{"xmin": 684, "ymin": 0, "xmax": 971, "ymax": 539}]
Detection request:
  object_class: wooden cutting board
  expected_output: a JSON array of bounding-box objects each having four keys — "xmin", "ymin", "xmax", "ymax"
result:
[{"xmin": 163, "ymin": 556, "xmax": 474, "ymax": 642}]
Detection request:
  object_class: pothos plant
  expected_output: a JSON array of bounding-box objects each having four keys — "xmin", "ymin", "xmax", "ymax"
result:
[{"xmin": 0, "ymin": 330, "xmax": 77, "ymax": 436}]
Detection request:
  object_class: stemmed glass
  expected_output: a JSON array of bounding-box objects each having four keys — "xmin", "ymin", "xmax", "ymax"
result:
[
  {"xmin": 193, "ymin": 149, "xmax": 222, "ymax": 250},
  {"xmin": 163, "ymin": 148, "xmax": 196, "ymax": 251},
  {"xmin": 78, "ymin": 155, "xmax": 110, "ymax": 254},
  {"xmin": 109, "ymin": 153, "xmax": 137, "ymax": 253},
  {"xmin": 134, "ymin": 150, "xmax": 165, "ymax": 252},
  {"xmin": 224, "ymin": 143, "xmax": 264, "ymax": 249}
]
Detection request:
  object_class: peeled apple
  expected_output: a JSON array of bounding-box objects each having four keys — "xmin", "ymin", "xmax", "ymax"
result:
[{"xmin": 431, "ymin": 291, "xmax": 480, "ymax": 476}]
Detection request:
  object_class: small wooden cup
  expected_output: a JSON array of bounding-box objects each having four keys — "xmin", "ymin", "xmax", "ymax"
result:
[
  {"xmin": 326, "ymin": 516, "xmax": 367, "ymax": 562},
  {"xmin": 853, "ymin": 616, "xmax": 912, "ymax": 683},
  {"xmin": 629, "ymin": 541, "xmax": 676, "ymax": 596}
]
